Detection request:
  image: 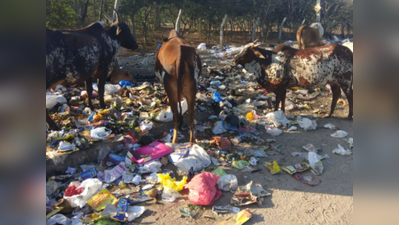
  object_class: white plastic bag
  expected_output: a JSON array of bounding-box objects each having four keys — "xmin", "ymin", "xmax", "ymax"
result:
[
  {"xmin": 266, "ymin": 110, "xmax": 291, "ymax": 127},
  {"xmin": 297, "ymin": 116, "xmax": 317, "ymax": 131},
  {"xmin": 323, "ymin": 123, "xmax": 336, "ymax": 129},
  {"xmin": 217, "ymin": 174, "xmax": 238, "ymax": 192},
  {"xmin": 174, "ymin": 144, "xmax": 211, "ymax": 173},
  {"xmin": 91, "ymin": 127, "xmax": 112, "ymax": 139},
  {"xmin": 93, "ymin": 83, "xmax": 121, "ymax": 95},
  {"xmin": 162, "ymin": 186, "xmax": 182, "ymax": 202},
  {"xmin": 127, "ymin": 206, "xmax": 147, "ymax": 222},
  {"xmin": 332, "ymin": 144, "xmax": 352, "ymax": 155},
  {"xmin": 46, "ymin": 94, "xmax": 67, "ymax": 109},
  {"xmin": 47, "ymin": 151, "xmax": 68, "ymax": 165},
  {"xmin": 104, "ymin": 163, "xmax": 128, "ymax": 183},
  {"xmin": 266, "ymin": 127, "xmax": 283, "ymax": 136},
  {"xmin": 64, "ymin": 178, "xmax": 102, "ymax": 208},
  {"xmin": 197, "ymin": 43, "xmax": 206, "ymax": 51},
  {"xmin": 331, "ymin": 130, "xmax": 348, "ymax": 138},
  {"xmin": 46, "ymin": 214, "xmax": 71, "ymax": 225},
  {"xmin": 308, "ymin": 151, "xmax": 323, "ymax": 175},
  {"xmin": 138, "ymin": 160, "xmax": 162, "ymax": 174},
  {"xmin": 348, "ymin": 138, "xmax": 353, "ymax": 149},
  {"xmin": 155, "ymin": 99, "xmax": 188, "ymax": 122}
]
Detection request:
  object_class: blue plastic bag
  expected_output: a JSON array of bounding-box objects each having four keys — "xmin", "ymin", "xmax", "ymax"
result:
[
  {"xmin": 213, "ymin": 92, "xmax": 223, "ymax": 103},
  {"xmin": 119, "ymin": 80, "xmax": 135, "ymax": 88}
]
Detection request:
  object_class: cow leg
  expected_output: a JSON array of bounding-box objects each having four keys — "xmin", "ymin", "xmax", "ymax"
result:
[
  {"xmin": 46, "ymin": 109, "xmax": 59, "ymax": 130},
  {"xmin": 98, "ymin": 75, "xmax": 106, "ymax": 109},
  {"xmin": 342, "ymin": 85, "xmax": 353, "ymax": 118},
  {"xmin": 280, "ymin": 89, "xmax": 287, "ymax": 113},
  {"xmin": 274, "ymin": 90, "xmax": 282, "ymax": 111},
  {"xmin": 165, "ymin": 81, "xmax": 180, "ymax": 144},
  {"xmin": 328, "ymin": 84, "xmax": 341, "ymax": 117},
  {"xmin": 183, "ymin": 84, "xmax": 197, "ymax": 144},
  {"xmin": 85, "ymin": 79, "xmax": 94, "ymax": 110}
]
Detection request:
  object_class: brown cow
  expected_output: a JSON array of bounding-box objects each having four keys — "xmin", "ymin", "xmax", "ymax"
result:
[
  {"xmin": 154, "ymin": 30, "xmax": 201, "ymax": 143},
  {"xmin": 234, "ymin": 43, "xmax": 353, "ymax": 118},
  {"xmin": 297, "ymin": 22, "xmax": 324, "ymax": 49}
]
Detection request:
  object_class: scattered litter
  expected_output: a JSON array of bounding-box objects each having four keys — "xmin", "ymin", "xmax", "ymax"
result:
[
  {"xmin": 297, "ymin": 116, "xmax": 317, "ymax": 131},
  {"xmin": 292, "ymin": 174, "xmax": 321, "ymax": 186},
  {"xmin": 331, "ymin": 130, "xmax": 348, "ymax": 138},
  {"xmin": 265, "ymin": 161, "xmax": 281, "ymax": 174},
  {"xmin": 212, "ymin": 205, "xmax": 240, "ymax": 215},
  {"xmin": 282, "ymin": 163, "xmax": 311, "ymax": 175},
  {"xmin": 186, "ymin": 172, "xmax": 221, "ymax": 205},
  {"xmin": 324, "ymin": 123, "xmax": 336, "ymax": 129},
  {"xmin": 332, "ymin": 144, "xmax": 352, "ymax": 155},
  {"xmin": 217, "ymin": 209, "xmax": 252, "ymax": 225}
]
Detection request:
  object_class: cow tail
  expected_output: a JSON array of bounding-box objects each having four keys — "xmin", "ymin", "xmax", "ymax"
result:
[{"xmin": 176, "ymin": 47, "xmax": 184, "ymax": 131}]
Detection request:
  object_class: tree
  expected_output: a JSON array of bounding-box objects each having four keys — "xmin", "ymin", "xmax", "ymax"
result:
[{"xmin": 46, "ymin": 0, "xmax": 78, "ymax": 28}]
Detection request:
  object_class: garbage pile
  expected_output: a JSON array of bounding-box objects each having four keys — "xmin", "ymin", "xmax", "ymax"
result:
[{"xmin": 46, "ymin": 42, "xmax": 353, "ymax": 224}]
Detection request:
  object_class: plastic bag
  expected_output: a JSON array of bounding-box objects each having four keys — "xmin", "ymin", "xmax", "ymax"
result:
[
  {"xmin": 297, "ymin": 116, "xmax": 317, "ymax": 131},
  {"xmin": 331, "ymin": 130, "xmax": 348, "ymax": 138},
  {"xmin": 348, "ymin": 138, "xmax": 353, "ymax": 149},
  {"xmin": 212, "ymin": 121, "xmax": 227, "ymax": 134},
  {"xmin": 138, "ymin": 160, "xmax": 162, "ymax": 174},
  {"xmin": 197, "ymin": 43, "xmax": 206, "ymax": 51},
  {"xmin": 244, "ymin": 148, "xmax": 268, "ymax": 158},
  {"xmin": 232, "ymin": 160, "xmax": 250, "ymax": 169},
  {"xmin": 47, "ymin": 151, "xmax": 68, "ymax": 165},
  {"xmin": 46, "ymin": 94, "xmax": 67, "ymax": 109},
  {"xmin": 217, "ymin": 174, "xmax": 238, "ymax": 192},
  {"xmin": 265, "ymin": 111, "xmax": 291, "ymax": 127},
  {"xmin": 186, "ymin": 172, "xmax": 222, "ymax": 205},
  {"xmin": 47, "ymin": 214, "xmax": 71, "ymax": 225},
  {"xmin": 332, "ymin": 144, "xmax": 352, "ymax": 155},
  {"xmin": 157, "ymin": 173, "xmax": 187, "ymax": 191},
  {"xmin": 246, "ymin": 111, "xmax": 255, "ymax": 122},
  {"xmin": 64, "ymin": 178, "xmax": 102, "ymax": 208},
  {"xmin": 266, "ymin": 127, "xmax": 283, "ymax": 136},
  {"xmin": 155, "ymin": 99, "xmax": 188, "ymax": 122},
  {"xmin": 162, "ymin": 186, "xmax": 182, "ymax": 202},
  {"xmin": 91, "ymin": 127, "xmax": 112, "ymax": 140},
  {"xmin": 324, "ymin": 123, "xmax": 336, "ymax": 129},
  {"xmin": 172, "ymin": 144, "xmax": 211, "ymax": 173},
  {"xmin": 213, "ymin": 92, "xmax": 224, "ymax": 103},
  {"xmin": 308, "ymin": 151, "xmax": 323, "ymax": 175},
  {"xmin": 104, "ymin": 163, "xmax": 128, "ymax": 183}
]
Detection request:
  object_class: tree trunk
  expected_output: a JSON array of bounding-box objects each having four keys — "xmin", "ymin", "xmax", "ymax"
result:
[
  {"xmin": 230, "ymin": 20, "xmax": 233, "ymax": 42},
  {"xmin": 261, "ymin": 24, "xmax": 264, "ymax": 43},
  {"xmin": 278, "ymin": 17, "xmax": 287, "ymax": 44},
  {"xmin": 341, "ymin": 23, "xmax": 345, "ymax": 39},
  {"xmin": 220, "ymin": 14, "xmax": 228, "ymax": 48},
  {"xmin": 99, "ymin": 0, "xmax": 104, "ymax": 21},
  {"xmin": 252, "ymin": 17, "xmax": 260, "ymax": 41},
  {"xmin": 130, "ymin": 13, "xmax": 136, "ymax": 38}
]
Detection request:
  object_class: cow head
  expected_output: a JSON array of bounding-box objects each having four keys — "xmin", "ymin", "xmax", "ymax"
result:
[
  {"xmin": 233, "ymin": 42, "xmax": 273, "ymax": 67},
  {"xmin": 104, "ymin": 9, "xmax": 139, "ymax": 50}
]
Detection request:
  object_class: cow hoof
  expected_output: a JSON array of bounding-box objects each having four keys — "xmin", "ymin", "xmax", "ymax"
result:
[{"xmin": 324, "ymin": 114, "xmax": 332, "ymax": 118}]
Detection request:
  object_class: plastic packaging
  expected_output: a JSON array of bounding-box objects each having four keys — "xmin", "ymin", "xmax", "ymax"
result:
[
  {"xmin": 46, "ymin": 214, "xmax": 71, "ymax": 225},
  {"xmin": 47, "ymin": 151, "xmax": 68, "ymax": 165},
  {"xmin": 87, "ymin": 189, "xmax": 118, "ymax": 211},
  {"xmin": 197, "ymin": 43, "xmax": 206, "ymax": 51},
  {"xmin": 332, "ymin": 144, "xmax": 352, "ymax": 155},
  {"xmin": 308, "ymin": 151, "xmax": 323, "ymax": 175},
  {"xmin": 104, "ymin": 163, "xmax": 128, "ymax": 183},
  {"xmin": 213, "ymin": 92, "xmax": 224, "ymax": 103},
  {"xmin": 282, "ymin": 162, "xmax": 310, "ymax": 175},
  {"xmin": 155, "ymin": 99, "xmax": 188, "ymax": 122},
  {"xmin": 173, "ymin": 144, "xmax": 211, "ymax": 173},
  {"xmin": 266, "ymin": 127, "xmax": 283, "ymax": 136},
  {"xmin": 323, "ymin": 123, "xmax": 336, "ymax": 129},
  {"xmin": 348, "ymin": 138, "xmax": 353, "ymax": 149},
  {"xmin": 119, "ymin": 80, "xmax": 135, "ymax": 88},
  {"xmin": 90, "ymin": 127, "xmax": 112, "ymax": 139},
  {"xmin": 64, "ymin": 178, "xmax": 102, "ymax": 208},
  {"xmin": 186, "ymin": 172, "xmax": 222, "ymax": 205},
  {"xmin": 292, "ymin": 174, "xmax": 321, "ymax": 186},
  {"xmin": 162, "ymin": 186, "xmax": 182, "ymax": 202},
  {"xmin": 217, "ymin": 174, "xmax": 238, "ymax": 192},
  {"xmin": 331, "ymin": 130, "xmax": 348, "ymax": 138},
  {"xmin": 97, "ymin": 145, "xmax": 112, "ymax": 163},
  {"xmin": 288, "ymin": 126, "xmax": 297, "ymax": 131},
  {"xmin": 210, "ymin": 80, "xmax": 222, "ymax": 86},
  {"xmin": 132, "ymin": 174, "xmax": 141, "ymax": 185},
  {"xmin": 46, "ymin": 94, "xmax": 67, "ymax": 109},
  {"xmin": 265, "ymin": 161, "xmax": 281, "ymax": 174},
  {"xmin": 232, "ymin": 160, "xmax": 250, "ymax": 169},
  {"xmin": 157, "ymin": 173, "xmax": 187, "ymax": 191},
  {"xmin": 265, "ymin": 110, "xmax": 291, "ymax": 127},
  {"xmin": 138, "ymin": 160, "xmax": 162, "ymax": 174},
  {"xmin": 297, "ymin": 116, "xmax": 317, "ymax": 131}
]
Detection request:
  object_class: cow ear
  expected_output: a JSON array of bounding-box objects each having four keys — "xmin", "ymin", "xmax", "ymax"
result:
[
  {"xmin": 116, "ymin": 27, "xmax": 122, "ymax": 35},
  {"xmin": 253, "ymin": 50, "xmax": 266, "ymax": 59}
]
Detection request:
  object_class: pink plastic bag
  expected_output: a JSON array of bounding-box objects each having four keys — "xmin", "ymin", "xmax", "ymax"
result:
[{"xmin": 186, "ymin": 172, "xmax": 222, "ymax": 205}]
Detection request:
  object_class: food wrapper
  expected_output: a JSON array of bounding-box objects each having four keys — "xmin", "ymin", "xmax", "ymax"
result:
[
  {"xmin": 112, "ymin": 198, "xmax": 128, "ymax": 222},
  {"xmin": 282, "ymin": 162, "xmax": 310, "ymax": 175},
  {"xmin": 265, "ymin": 161, "xmax": 281, "ymax": 174},
  {"xmin": 87, "ymin": 189, "xmax": 118, "ymax": 211},
  {"xmin": 75, "ymin": 168, "xmax": 97, "ymax": 182},
  {"xmin": 128, "ymin": 190, "xmax": 153, "ymax": 205},
  {"xmin": 217, "ymin": 209, "xmax": 252, "ymax": 225}
]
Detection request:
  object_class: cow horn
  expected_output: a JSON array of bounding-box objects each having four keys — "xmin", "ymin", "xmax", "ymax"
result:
[
  {"xmin": 113, "ymin": 9, "xmax": 122, "ymax": 23},
  {"xmin": 103, "ymin": 11, "xmax": 113, "ymax": 22}
]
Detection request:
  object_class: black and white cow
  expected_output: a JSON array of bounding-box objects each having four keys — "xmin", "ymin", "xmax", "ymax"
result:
[{"xmin": 46, "ymin": 10, "xmax": 138, "ymax": 130}]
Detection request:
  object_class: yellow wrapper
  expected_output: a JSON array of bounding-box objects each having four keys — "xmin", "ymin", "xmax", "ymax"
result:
[{"xmin": 87, "ymin": 189, "xmax": 118, "ymax": 211}]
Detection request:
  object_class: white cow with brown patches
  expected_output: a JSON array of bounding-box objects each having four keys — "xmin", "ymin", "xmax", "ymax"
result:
[{"xmin": 234, "ymin": 43, "xmax": 353, "ymax": 118}]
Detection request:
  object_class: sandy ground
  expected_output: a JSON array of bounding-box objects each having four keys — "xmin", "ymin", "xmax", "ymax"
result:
[{"xmin": 111, "ymin": 50, "xmax": 354, "ymax": 224}]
